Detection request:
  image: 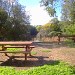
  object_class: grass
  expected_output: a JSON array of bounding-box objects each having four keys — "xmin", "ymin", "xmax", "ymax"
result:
[
  {"xmin": 31, "ymin": 51, "xmax": 37, "ymax": 55},
  {"xmin": 42, "ymin": 49, "xmax": 51, "ymax": 52},
  {"xmin": 7, "ymin": 48, "xmax": 22, "ymax": 52},
  {"xmin": 0, "ymin": 61, "xmax": 75, "ymax": 75}
]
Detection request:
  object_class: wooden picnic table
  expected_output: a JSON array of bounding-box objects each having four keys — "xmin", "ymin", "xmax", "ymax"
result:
[{"xmin": 0, "ymin": 41, "xmax": 34, "ymax": 60}]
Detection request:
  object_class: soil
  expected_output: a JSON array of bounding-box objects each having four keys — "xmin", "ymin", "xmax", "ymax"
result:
[{"xmin": 0, "ymin": 42, "xmax": 75, "ymax": 70}]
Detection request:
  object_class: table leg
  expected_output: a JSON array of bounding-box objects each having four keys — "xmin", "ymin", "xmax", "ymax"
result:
[
  {"xmin": 25, "ymin": 45, "xmax": 29, "ymax": 61},
  {"xmin": 2, "ymin": 45, "xmax": 8, "ymax": 56},
  {"xmin": 25, "ymin": 54, "xmax": 27, "ymax": 60},
  {"xmin": 2, "ymin": 45, "xmax": 4, "ymax": 50}
]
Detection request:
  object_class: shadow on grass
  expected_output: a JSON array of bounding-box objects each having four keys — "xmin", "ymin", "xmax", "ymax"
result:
[{"xmin": 0, "ymin": 56, "xmax": 60, "ymax": 67}]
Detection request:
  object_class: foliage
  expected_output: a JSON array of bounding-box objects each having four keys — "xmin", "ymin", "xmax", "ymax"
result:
[
  {"xmin": 0, "ymin": 67, "xmax": 16, "ymax": 75},
  {"xmin": 40, "ymin": 0, "xmax": 57, "ymax": 17},
  {"xmin": 37, "ymin": 18, "xmax": 61, "ymax": 40},
  {"xmin": 41, "ymin": 0, "xmax": 75, "ymax": 23},
  {"xmin": 0, "ymin": 8, "xmax": 8, "ymax": 25},
  {"xmin": 28, "ymin": 25, "xmax": 38, "ymax": 37},
  {"xmin": 0, "ymin": 62, "xmax": 75, "ymax": 75},
  {"xmin": 0, "ymin": 0, "xmax": 36, "ymax": 41},
  {"xmin": 61, "ymin": 0, "xmax": 75, "ymax": 23},
  {"xmin": 36, "ymin": 25, "xmax": 42, "ymax": 32},
  {"xmin": 64, "ymin": 24, "xmax": 75, "ymax": 35},
  {"xmin": 0, "ymin": 8, "xmax": 8, "ymax": 38}
]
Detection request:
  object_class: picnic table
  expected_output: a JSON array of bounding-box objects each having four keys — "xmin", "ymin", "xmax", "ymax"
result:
[{"xmin": 0, "ymin": 41, "xmax": 35, "ymax": 61}]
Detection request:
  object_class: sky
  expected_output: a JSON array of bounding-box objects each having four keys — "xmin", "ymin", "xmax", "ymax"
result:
[{"xmin": 19, "ymin": 0, "xmax": 61, "ymax": 25}]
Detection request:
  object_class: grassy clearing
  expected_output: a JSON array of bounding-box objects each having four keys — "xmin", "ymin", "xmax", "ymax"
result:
[
  {"xmin": 42, "ymin": 49, "xmax": 51, "ymax": 52},
  {"xmin": 0, "ymin": 61, "xmax": 75, "ymax": 75}
]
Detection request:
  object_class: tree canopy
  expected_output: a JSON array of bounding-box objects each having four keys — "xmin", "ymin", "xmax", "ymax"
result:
[
  {"xmin": 40, "ymin": 0, "xmax": 75, "ymax": 34},
  {"xmin": 0, "ymin": 0, "xmax": 37, "ymax": 41}
]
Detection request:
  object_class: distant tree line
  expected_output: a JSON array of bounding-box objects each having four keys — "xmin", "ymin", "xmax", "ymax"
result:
[{"xmin": 0, "ymin": 0, "xmax": 37, "ymax": 41}]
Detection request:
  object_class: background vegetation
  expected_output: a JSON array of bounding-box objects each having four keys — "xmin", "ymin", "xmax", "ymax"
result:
[
  {"xmin": 36, "ymin": 0, "xmax": 75, "ymax": 42},
  {"xmin": 0, "ymin": 0, "xmax": 75, "ymax": 41}
]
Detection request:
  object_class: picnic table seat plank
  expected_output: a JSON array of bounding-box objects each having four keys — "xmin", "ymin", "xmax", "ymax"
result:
[
  {"xmin": 0, "ymin": 51, "xmax": 30, "ymax": 53},
  {"xmin": 4, "ymin": 46, "xmax": 35, "ymax": 48}
]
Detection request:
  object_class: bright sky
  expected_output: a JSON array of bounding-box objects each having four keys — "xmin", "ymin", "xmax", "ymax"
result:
[{"xmin": 19, "ymin": 0, "xmax": 61, "ymax": 25}]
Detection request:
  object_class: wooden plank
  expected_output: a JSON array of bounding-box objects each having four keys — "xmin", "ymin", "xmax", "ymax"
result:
[
  {"xmin": 0, "ymin": 51, "xmax": 30, "ymax": 53},
  {"xmin": 4, "ymin": 46, "xmax": 35, "ymax": 48},
  {"xmin": 0, "ymin": 41, "xmax": 32, "ymax": 45},
  {"xmin": 4, "ymin": 46, "xmax": 26, "ymax": 48}
]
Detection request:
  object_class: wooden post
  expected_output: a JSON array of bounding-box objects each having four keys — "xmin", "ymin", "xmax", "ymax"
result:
[{"xmin": 58, "ymin": 34, "xmax": 60, "ymax": 44}]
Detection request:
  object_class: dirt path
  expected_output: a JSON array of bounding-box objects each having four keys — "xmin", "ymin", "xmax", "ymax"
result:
[{"xmin": 0, "ymin": 42, "xmax": 75, "ymax": 70}]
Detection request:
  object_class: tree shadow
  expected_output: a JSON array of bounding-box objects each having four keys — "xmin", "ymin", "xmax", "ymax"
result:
[{"xmin": 0, "ymin": 56, "xmax": 60, "ymax": 67}]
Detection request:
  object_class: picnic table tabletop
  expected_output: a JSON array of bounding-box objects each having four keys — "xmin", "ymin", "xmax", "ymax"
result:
[{"xmin": 0, "ymin": 41, "xmax": 32, "ymax": 45}]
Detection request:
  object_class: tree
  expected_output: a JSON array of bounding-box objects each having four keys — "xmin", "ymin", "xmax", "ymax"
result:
[
  {"xmin": 61, "ymin": 0, "xmax": 75, "ymax": 23},
  {"xmin": 28, "ymin": 25, "xmax": 38, "ymax": 39},
  {"xmin": 40, "ymin": 0, "xmax": 61, "ymax": 17},
  {"xmin": 5, "ymin": 3, "xmax": 30, "ymax": 40},
  {"xmin": 36, "ymin": 25, "xmax": 42, "ymax": 32},
  {"xmin": 12, "ymin": 3, "xmax": 30, "ymax": 24},
  {"xmin": 37, "ymin": 18, "xmax": 61, "ymax": 38},
  {"xmin": 0, "ymin": 8, "xmax": 8, "ymax": 38},
  {"xmin": 0, "ymin": 0, "xmax": 31, "ymax": 41}
]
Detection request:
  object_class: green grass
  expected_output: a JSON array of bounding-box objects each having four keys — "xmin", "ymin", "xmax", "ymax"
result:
[
  {"xmin": 0, "ymin": 61, "xmax": 75, "ymax": 75},
  {"xmin": 7, "ymin": 48, "xmax": 22, "ymax": 52},
  {"xmin": 42, "ymin": 49, "xmax": 51, "ymax": 52},
  {"xmin": 31, "ymin": 51, "xmax": 37, "ymax": 55}
]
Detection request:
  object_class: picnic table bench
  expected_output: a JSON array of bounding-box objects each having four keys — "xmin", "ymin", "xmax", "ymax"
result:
[{"xmin": 0, "ymin": 41, "xmax": 35, "ymax": 61}]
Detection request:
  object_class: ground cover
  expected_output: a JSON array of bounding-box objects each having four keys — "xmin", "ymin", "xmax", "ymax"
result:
[{"xmin": 0, "ymin": 61, "xmax": 75, "ymax": 75}]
